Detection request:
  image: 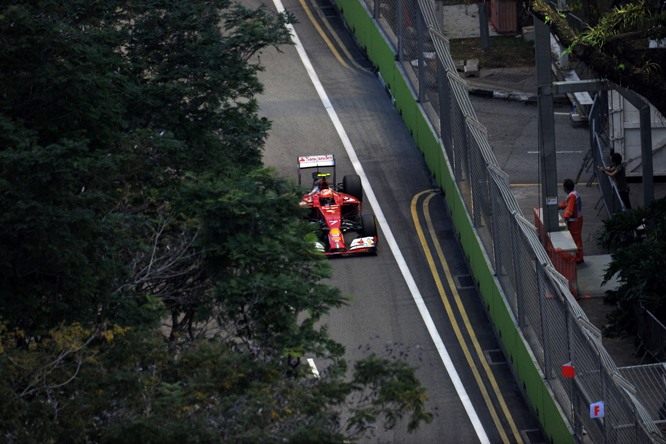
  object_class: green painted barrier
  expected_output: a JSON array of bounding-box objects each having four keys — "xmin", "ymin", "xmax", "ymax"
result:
[{"xmin": 331, "ymin": 0, "xmax": 574, "ymax": 442}]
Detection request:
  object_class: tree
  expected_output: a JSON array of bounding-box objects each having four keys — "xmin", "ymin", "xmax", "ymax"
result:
[
  {"xmin": 0, "ymin": 0, "xmax": 433, "ymax": 440},
  {"xmin": 530, "ymin": 0, "xmax": 666, "ymax": 117},
  {"xmin": 0, "ymin": 0, "xmax": 294, "ymax": 333},
  {"xmin": 0, "ymin": 323, "xmax": 432, "ymax": 442},
  {"xmin": 184, "ymin": 169, "xmax": 345, "ymax": 352},
  {"xmin": 597, "ymin": 196, "xmax": 666, "ymax": 336},
  {"xmin": 0, "ymin": 170, "xmax": 433, "ymax": 442}
]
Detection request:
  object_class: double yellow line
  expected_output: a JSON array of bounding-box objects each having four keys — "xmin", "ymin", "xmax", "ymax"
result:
[
  {"xmin": 298, "ymin": 0, "xmax": 371, "ymax": 72},
  {"xmin": 411, "ymin": 190, "xmax": 523, "ymax": 444}
]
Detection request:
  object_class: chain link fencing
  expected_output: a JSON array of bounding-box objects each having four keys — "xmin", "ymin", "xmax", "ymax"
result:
[{"xmin": 359, "ymin": 0, "xmax": 666, "ymax": 440}]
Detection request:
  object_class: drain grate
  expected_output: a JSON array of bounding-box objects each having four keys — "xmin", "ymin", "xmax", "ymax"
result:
[
  {"xmin": 454, "ymin": 274, "xmax": 475, "ymax": 289},
  {"xmin": 318, "ymin": 5, "xmax": 337, "ymax": 18},
  {"xmin": 484, "ymin": 349, "xmax": 506, "ymax": 365},
  {"xmin": 520, "ymin": 428, "xmax": 546, "ymax": 444}
]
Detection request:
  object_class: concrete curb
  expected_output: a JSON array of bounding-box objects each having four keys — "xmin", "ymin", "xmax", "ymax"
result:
[
  {"xmin": 468, "ymin": 86, "xmax": 537, "ymax": 103},
  {"xmin": 467, "ymin": 85, "xmax": 573, "ymax": 106}
]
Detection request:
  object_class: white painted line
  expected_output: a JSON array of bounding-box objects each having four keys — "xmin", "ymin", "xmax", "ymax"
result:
[
  {"xmin": 307, "ymin": 358, "xmax": 320, "ymax": 379},
  {"xmin": 271, "ymin": 3, "xmax": 490, "ymax": 442}
]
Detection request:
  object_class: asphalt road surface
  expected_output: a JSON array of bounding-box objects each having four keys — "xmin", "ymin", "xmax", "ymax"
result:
[
  {"xmin": 469, "ymin": 96, "xmax": 590, "ymax": 187},
  {"xmin": 253, "ymin": 0, "xmax": 546, "ymax": 441}
]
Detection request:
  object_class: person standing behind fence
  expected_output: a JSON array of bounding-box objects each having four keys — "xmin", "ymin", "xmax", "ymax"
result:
[
  {"xmin": 558, "ymin": 179, "xmax": 584, "ymax": 264},
  {"xmin": 598, "ymin": 152, "xmax": 631, "ymax": 210}
]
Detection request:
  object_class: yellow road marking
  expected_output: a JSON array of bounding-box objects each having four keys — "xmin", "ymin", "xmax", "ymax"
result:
[
  {"xmin": 422, "ymin": 192, "xmax": 525, "ymax": 443},
  {"xmin": 304, "ymin": 0, "xmax": 372, "ymax": 73},
  {"xmin": 411, "ymin": 190, "xmax": 524, "ymax": 444},
  {"xmin": 299, "ymin": 0, "xmax": 349, "ymax": 69}
]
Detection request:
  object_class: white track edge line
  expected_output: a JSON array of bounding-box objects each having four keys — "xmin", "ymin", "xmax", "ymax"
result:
[{"xmin": 271, "ymin": 3, "xmax": 490, "ymax": 442}]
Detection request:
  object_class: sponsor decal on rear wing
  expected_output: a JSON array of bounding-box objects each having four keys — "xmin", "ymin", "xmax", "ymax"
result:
[{"xmin": 298, "ymin": 154, "xmax": 335, "ymax": 169}]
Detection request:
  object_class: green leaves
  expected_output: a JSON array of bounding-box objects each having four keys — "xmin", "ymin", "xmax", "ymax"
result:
[
  {"xmin": 568, "ymin": 0, "xmax": 653, "ymax": 48},
  {"xmin": 184, "ymin": 169, "xmax": 346, "ymax": 355},
  {"xmin": 0, "ymin": 138, "xmax": 130, "ymax": 332},
  {"xmin": 0, "ymin": 1, "xmax": 431, "ymax": 441},
  {"xmin": 349, "ymin": 354, "xmax": 433, "ymax": 434},
  {"xmin": 0, "ymin": 0, "xmax": 293, "ymax": 332},
  {"xmin": 533, "ymin": 0, "xmax": 666, "ymax": 118},
  {"xmin": 598, "ymin": 197, "xmax": 666, "ymax": 335}
]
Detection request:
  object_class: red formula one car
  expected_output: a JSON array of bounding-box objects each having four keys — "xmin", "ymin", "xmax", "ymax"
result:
[{"xmin": 298, "ymin": 154, "xmax": 378, "ymax": 256}]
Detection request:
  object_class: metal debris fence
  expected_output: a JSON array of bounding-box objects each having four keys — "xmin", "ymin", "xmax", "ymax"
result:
[{"xmin": 359, "ymin": 0, "xmax": 666, "ymax": 441}]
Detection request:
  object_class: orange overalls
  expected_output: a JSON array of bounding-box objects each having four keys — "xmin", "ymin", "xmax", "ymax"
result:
[{"xmin": 559, "ymin": 190, "xmax": 584, "ymax": 263}]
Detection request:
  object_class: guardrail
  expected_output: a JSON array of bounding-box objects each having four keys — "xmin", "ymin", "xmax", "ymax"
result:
[{"xmin": 333, "ymin": 0, "xmax": 666, "ymax": 441}]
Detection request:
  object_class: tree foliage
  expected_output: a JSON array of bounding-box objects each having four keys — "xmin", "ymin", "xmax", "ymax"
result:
[
  {"xmin": 531, "ymin": 0, "xmax": 666, "ymax": 117},
  {"xmin": 0, "ymin": 0, "xmax": 432, "ymax": 440},
  {"xmin": 597, "ymin": 196, "xmax": 666, "ymax": 335},
  {"xmin": 0, "ymin": 0, "xmax": 294, "ymax": 333}
]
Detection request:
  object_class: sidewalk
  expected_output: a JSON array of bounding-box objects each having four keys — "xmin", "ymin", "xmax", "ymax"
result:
[
  {"xmin": 442, "ymin": 4, "xmax": 540, "ymax": 102},
  {"xmin": 442, "ymin": 3, "xmax": 660, "ymax": 366}
]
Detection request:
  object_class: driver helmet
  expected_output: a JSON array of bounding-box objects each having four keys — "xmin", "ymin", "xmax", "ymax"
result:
[{"xmin": 320, "ymin": 188, "xmax": 333, "ymax": 206}]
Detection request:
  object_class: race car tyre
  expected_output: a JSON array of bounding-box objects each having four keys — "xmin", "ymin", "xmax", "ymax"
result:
[
  {"xmin": 361, "ymin": 213, "xmax": 377, "ymax": 238},
  {"xmin": 342, "ymin": 174, "xmax": 362, "ymax": 202}
]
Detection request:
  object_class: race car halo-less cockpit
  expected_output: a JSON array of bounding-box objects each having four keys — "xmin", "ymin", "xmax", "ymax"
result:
[{"xmin": 298, "ymin": 154, "xmax": 378, "ymax": 256}]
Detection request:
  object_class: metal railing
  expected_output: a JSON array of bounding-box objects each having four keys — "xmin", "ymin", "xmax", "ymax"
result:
[
  {"xmin": 636, "ymin": 303, "xmax": 666, "ymax": 363},
  {"xmin": 590, "ymin": 92, "xmax": 628, "ymax": 215},
  {"xmin": 359, "ymin": 0, "xmax": 666, "ymax": 441},
  {"xmin": 590, "ymin": 94, "xmax": 666, "ymax": 367}
]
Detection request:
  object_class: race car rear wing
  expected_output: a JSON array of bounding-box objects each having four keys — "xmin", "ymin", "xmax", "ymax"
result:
[
  {"xmin": 297, "ymin": 154, "xmax": 336, "ymax": 186},
  {"xmin": 298, "ymin": 154, "xmax": 335, "ymax": 169}
]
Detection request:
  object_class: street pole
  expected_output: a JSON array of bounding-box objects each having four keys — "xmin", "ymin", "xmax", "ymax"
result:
[
  {"xmin": 535, "ymin": 17, "xmax": 560, "ymax": 234},
  {"xmin": 479, "ymin": 1, "xmax": 490, "ymax": 52}
]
